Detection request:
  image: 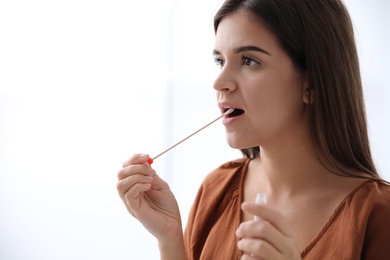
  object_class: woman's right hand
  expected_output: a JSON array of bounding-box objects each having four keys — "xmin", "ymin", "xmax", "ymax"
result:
[{"xmin": 116, "ymin": 153, "xmax": 183, "ymax": 241}]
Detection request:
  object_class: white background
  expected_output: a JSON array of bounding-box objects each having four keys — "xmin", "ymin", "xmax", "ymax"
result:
[{"xmin": 0, "ymin": 0, "xmax": 389, "ymax": 259}]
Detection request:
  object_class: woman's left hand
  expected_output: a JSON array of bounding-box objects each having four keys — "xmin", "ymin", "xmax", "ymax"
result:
[{"xmin": 236, "ymin": 202, "xmax": 302, "ymax": 260}]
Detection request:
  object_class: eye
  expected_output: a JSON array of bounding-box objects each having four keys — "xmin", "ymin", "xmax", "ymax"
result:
[
  {"xmin": 242, "ymin": 56, "xmax": 260, "ymax": 67},
  {"xmin": 214, "ymin": 57, "xmax": 225, "ymax": 68}
]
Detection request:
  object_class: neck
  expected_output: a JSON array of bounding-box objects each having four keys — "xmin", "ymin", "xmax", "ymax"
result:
[{"xmin": 254, "ymin": 133, "xmax": 332, "ymax": 198}]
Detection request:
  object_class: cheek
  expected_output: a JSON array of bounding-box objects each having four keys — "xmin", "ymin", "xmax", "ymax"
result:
[
  {"xmin": 245, "ymin": 76, "xmax": 305, "ymax": 128},
  {"xmin": 258, "ymin": 69, "xmax": 304, "ymax": 108}
]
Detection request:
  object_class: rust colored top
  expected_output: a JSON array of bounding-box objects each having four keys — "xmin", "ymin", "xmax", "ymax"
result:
[{"xmin": 183, "ymin": 158, "xmax": 390, "ymax": 259}]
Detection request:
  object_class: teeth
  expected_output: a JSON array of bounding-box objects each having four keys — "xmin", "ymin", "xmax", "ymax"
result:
[{"xmin": 223, "ymin": 108, "xmax": 235, "ymax": 115}]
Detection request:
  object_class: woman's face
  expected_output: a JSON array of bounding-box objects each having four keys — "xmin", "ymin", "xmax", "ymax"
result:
[{"xmin": 214, "ymin": 10, "xmax": 309, "ymax": 149}]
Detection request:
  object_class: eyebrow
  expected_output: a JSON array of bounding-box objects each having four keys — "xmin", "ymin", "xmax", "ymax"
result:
[{"xmin": 213, "ymin": 45, "xmax": 271, "ymax": 56}]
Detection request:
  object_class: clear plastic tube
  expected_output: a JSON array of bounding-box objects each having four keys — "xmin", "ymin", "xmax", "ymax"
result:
[{"xmin": 254, "ymin": 193, "xmax": 267, "ymax": 221}]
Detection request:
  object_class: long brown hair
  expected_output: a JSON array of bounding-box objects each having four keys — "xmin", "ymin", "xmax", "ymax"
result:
[{"xmin": 214, "ymin": 0, "xmax": 380, "ymax": 179}]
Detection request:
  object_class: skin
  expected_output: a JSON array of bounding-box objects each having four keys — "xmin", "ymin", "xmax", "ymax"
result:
[
  {"xmin": 214, "ymin": 14, "xmax": 309, "ymax": 152},
  {"xmin": 117, "ymin": 9, "xmax": 366, "ymax": 260},
  {"xmin": 214, "ymin": 10, "xmax": 366, "ymax": 260},
  {"xmin": 116, "ymin": 154, "xmax": 186, "ymax": 260}
]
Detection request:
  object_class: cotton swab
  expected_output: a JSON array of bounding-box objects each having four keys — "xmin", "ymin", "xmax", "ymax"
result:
[{"xmin": 147, "ymin": 108, "xmax": 234, "ymax": 164}]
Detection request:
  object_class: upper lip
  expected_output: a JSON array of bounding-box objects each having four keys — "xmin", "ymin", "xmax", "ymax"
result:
[{"xmin": 218, "ymin": 102, "xmax": 244, "ymax": 115}]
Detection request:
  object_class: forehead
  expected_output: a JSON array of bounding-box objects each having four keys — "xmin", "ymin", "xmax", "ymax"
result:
[{"xmin": 215, "ymin": 10, "xmax": 279, "ymax": 54}]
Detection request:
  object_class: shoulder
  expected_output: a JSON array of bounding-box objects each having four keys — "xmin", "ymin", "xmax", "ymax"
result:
[
  {"xmin": 202, "ymin": 157, "xmax": 250, "ymax": 187},
  {"xmin": 349, "ymin": 180, "xmax": 390, "ymax": 257},
  {"xmin": 346, "ymin": 180, "xmax": 390, "ymax": 231},
  {"xmin": 350, "ymin": 180, "xmax": 390, "ymax": 209},
  {"xmin": 192, "ymin": 158, "xmax": 250, "ymax": 204},
  {"xmin": 304, "ymin": 180, "xmax": 390, "ymax": 258},
  {"xmin": 185, "ymin": 157, "xmax": 250, "ymax": 223},
  {"xmin": 184, "ymin": 158, "xmax": 249, "ymax": 258}
]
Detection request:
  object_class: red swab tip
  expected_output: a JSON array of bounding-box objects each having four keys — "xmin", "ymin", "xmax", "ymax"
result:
[{"xmin": 147, "ymin": 158, "xmax": 154, "ymax": 164}]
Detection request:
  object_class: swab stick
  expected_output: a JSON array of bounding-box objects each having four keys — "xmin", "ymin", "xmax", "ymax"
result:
[{"xmin": 147, "ymin": 108, "xmax": 234, "ymax": 164}]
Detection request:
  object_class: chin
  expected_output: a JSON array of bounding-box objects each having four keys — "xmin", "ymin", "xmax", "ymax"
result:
[{"xmin": 226, "ymin": 137, "xmax": 254, "ymax": 150}]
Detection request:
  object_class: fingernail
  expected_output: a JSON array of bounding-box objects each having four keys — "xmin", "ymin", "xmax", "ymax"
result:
[
  {"xmin": 139, "ymin": 154, "xmax": 148, "ymax": 160},
  {"xmin": 242, "ymin": 202, "xmax": 251, "ymax": 211}
]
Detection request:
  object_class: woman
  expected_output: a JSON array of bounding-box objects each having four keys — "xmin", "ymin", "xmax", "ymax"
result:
[{"xmin": 117, "ymin": 0, "xmax": 390, "ymax": 259}]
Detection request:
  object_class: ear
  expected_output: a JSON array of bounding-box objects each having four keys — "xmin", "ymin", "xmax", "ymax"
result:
[
  {"xmin": 303, "ymin": 87, "xmax": 314, "ymax": 104},
  {"xmin": 302, "ymin": 74, "xmax": 314, "ymax": 104}
]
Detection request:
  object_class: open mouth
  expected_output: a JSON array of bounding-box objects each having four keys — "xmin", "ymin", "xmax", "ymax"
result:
[{"xmin": 224, "ymin": 108, "xmax": 245, "ymax": 118}]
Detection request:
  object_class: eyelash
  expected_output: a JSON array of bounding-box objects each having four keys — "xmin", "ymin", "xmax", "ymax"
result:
[
  {"xmin": 242, "ymin": 55, "xmax": 260, "ymax": 66},
  {"xmin": 213, "ymin": 55, "xmax": 260, "ymax": 68},
  {"xmin": 214, "ymin": 57, "xmax": 224, "ymax": 68}
]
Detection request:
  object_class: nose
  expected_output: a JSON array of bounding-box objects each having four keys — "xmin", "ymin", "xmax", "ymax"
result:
[{"xmin": 213, "ymin": 67, "xmax": 237, "ymax": 92}]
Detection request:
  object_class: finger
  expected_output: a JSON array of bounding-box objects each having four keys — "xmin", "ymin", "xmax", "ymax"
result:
[
  {"xmin": 122, "ymin": 153, "xmax": 150, "ymax": 167},
  {"xmin": 241, "ymin": 203, "xmax": 294, "ymax": 238},
  {"xmin": 122, "ymin": 172, "xmax": 171, "ymax": 218},
  {"xmin": 241, "ymin": 253, "xmax": 263, "ymax": 260},
  {"xmin": 236, "ymin": 220, "xmax": 285, "ymax": 253},
  {"xmin": 240, "ymin": 204, "xmax": 301, "ymax": 257},
  {"xmin": 118, "ymin": 163, "xmax": 154, "ymax": 180},
  {"xmin": 149, "ymin": 171, "xmax": 170, "ymax": 190},
  {"xmin": 119, "ymin": 174, "xmax": 154, "ymax": 215},
  {"xmin": 124, "ymin": 182, "xmax": 153, "ymax": 216},
  {"xmin": 117, "ymin": 174, "xmax": 154, "ymax": 201},
  {"xmin": 124, "ymin": 181, "xmax": 152, "ymax": 205},
  {"xmin": 241, "ymin": 256, "xmax": 262, "ymax": 260},
  {"xmin": 238, "ymin": 238, "xmax": 280, "ymax": 260}
]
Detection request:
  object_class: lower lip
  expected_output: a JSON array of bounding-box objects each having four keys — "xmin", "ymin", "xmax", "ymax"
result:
[{"xmin": 222, "ymin": 115, "xmax": 242, "ymax": 125}]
